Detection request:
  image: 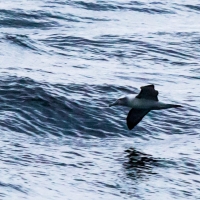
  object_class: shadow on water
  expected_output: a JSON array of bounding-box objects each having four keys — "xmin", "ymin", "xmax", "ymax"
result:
[{"xmin": 123, "ymin": 147, "xmax": 158, "ymax": 179}]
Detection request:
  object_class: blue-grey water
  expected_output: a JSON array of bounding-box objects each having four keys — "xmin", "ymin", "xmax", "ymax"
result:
[{"xmin": 0, "ymin": 0, "xmax": 200, "ymax": 199}]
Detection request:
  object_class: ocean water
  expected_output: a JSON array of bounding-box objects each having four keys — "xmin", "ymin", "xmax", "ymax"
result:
[{"xmin": 0, "ymin": 0, "xmax": 200, "ymax": 199}]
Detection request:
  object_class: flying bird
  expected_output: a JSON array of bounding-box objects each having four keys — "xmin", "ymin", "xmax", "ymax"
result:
[{"xmin": 109, "ymin": 84, "xmax": 182, "ymax": 130}]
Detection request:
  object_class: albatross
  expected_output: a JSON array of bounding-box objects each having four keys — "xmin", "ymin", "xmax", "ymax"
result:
[{"xmin": 109, "ymin": 84, "xmax": 182, "ymax": 130}]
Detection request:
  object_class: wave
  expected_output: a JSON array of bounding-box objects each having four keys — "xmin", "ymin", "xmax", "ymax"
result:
[
  {"xmin": 73, "ymin": 1, "xmax": 175, "ymax": 14},
  {"xmin": 0, "ymin": 76, "xmax": 134, "ymax": 138}
]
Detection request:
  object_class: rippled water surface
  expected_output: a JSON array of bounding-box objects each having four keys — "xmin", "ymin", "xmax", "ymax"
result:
[{"xmin": 0, "ymin": 0, "xmax": 200, "ymax": 199}]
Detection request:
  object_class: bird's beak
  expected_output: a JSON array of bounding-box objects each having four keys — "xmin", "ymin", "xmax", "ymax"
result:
[{"xmin": 109, "ymin": 100, "xmax": 119, "ymax": 107}]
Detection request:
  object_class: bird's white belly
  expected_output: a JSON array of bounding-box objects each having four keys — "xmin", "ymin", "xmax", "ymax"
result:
[{"xmin": 128, "ymin": 98, "xmax": 159, "ymax": 109}]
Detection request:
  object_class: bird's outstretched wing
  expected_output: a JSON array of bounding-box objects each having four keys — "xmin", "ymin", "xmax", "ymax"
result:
[
  {"xmin": 126, "ymin": 108, "xmax": 150, "ymax": 130},
  {"xmin": 136, "ymin": 84, "xmax": 159, "ymax": 101}
]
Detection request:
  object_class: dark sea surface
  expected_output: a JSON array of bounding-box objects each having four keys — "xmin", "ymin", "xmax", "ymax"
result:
[{"xmin": 0, "ymin": 0, "xmax": 200, "ymax": 199}]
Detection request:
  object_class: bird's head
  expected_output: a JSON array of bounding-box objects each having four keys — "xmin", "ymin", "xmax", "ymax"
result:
[{"xmin": 109, "ymin": 96, "xmax": 128, "ymax": 107}]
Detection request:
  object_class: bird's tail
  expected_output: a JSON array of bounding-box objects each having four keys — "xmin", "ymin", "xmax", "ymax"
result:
[
  {"xmin": 155, "ymin": 103, "xmax": 182, "ymax": 110},
  {"xmin": 165, "ymin": 104, "xmax": 182, "ymax": 108}
]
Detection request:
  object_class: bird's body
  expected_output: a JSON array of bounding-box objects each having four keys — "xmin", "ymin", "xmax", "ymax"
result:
[
  {"xmin": 109, "ymin": 85, "xmax": 182, "ymax": 130},
  {"xmin": 121, "ymin": 95, "xmax": 179, "ymax": 110}
]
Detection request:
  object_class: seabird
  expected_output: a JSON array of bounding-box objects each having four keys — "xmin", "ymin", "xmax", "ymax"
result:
[{"xmin": 109, "ymin": 84, "xmax": 182, "ymax": 130}]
